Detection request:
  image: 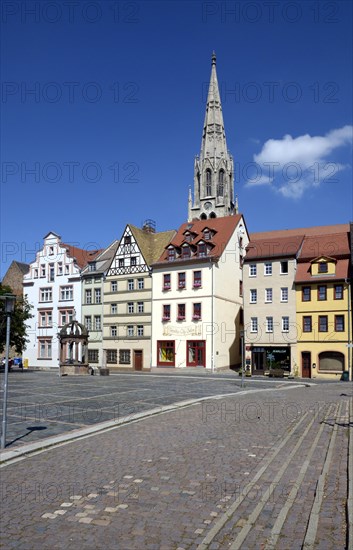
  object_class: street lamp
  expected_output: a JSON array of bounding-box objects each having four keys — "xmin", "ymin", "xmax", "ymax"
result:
[
  {"xmin": 1, "ymin": 293, "xmax": 16, "ymax": 449},
  {"xmin": 240, "ymin": 329, "xmax": 245, "ymax": 388}
]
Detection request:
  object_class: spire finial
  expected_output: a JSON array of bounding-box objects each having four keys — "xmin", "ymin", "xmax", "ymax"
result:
[{"xmin": 212, "ymin": 51, "xmax": 216, "ymax": 65}]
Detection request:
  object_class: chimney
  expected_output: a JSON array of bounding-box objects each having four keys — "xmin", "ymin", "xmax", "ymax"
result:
[{"xmin": 142, "ymin": 219, "xmax": 156, "ymax": 234}]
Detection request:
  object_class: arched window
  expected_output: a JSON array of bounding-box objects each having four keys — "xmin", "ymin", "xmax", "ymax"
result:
[
  {"xmin": 318, "ymin": 351, "xmax": 344, "ymax": 372},
  {"xmin": 209, "ymin": 212, "xmax": 216, "ymax": 219},
  {"xmin": 217, "ymin": 170, "xmax": 224, "ymax": 196},
  {"xmin": 205, "ymin": 170, "xmax": 212, "ymax": 196},
  {"xmin": 200, "ymin": 213, "xmax": 207, "ymax": 220}
]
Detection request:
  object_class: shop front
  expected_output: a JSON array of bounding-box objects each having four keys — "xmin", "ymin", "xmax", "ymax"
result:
[{"xmin": 251, "ymin": 346, "xmax": 291, "ymax": 375}]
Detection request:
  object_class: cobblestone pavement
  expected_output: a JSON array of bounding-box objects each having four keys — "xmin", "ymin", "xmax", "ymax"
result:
[
  {"xmin": 0, "ymin": 381, "xmax": 351, "ymax": 549},
  {"xmin": 0, "ymin": 371, "xmax": 302, "ymax": 449}
]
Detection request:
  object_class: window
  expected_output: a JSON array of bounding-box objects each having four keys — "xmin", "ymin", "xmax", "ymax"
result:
[
  {"xmin": 187, "ymin": 340, "xmax": 206, "ymax": 367},
  {"xmin": 39, "ymin": 310, "xmax": 52, "ymax": 328},
  {"xmin": 59, "ymin": 309, "xmax": 73, "ymax": 326},
  {"xmin": 137, "ymin": 302, "xmax": 144, "ymax": 313},
  {"xmin": 38, "ymin": 339, "xmax": 52, "ymax": 359},
  {"xmin": 40, "ymin": 288, "xmax": 52, "ymax": 302},
  {"xmin": 303, "ymin": 316, "xmax": 312, "ymax": 332},
  {"xmin": 218, "ymin": 170, "xmax": 224, "ymax": 196},
  {"xmin": 178, "ymin": 272, "xmax": 186, "ymax": 289},
  {"xmin": 319, "ymin": 315, "xmax": 328, "ymax": 332},
  {"xmin": 49, "ymin": 264, "xmax": 55, "ymax": 282},
  {"xmin": 280, "ymin": 261, "xmax": 288, "ymax": 274},
  {"xmin": 198, "ymin": 243, "xmax": 207, "ymax": 257},
  {"xmin": 281, "ymin": 287, "xmax": 288, "ymax": 302},
  {"xmin": 60, "ymin": 285, "xmax": 73, "ymax": 301},
  {"xmin": 127, "ymin": 325, "xmax": 134, "ymax": 337},
  {"xmin": 85, "ymin": 277, "xmax": 92, "ymax": 284},
  {"xmin": 266, "ymin": 317, "xmax": 273, "ymax": 333},
  {"xmin": 335, "ymin": 315, "xmax": 344, "ymax": 332},
  {"xmin": 264, "ymin": 262, "xmax": 272, "ymax": 276},
  {"xmin": 193, "ymin": 303, "xmax": 201, "ymax": 320},
  {"xmin": 88, "ymin": 262, "xmax": 96, "ymax": 272},
  {"xmin": 265, "ymin": 288, "xmax": 272, "ymax": 303},
  {"xmin": 94, "ymin": 316, "xmax": 101, "ymax": 330},
  {"xmin": 167, "ymin": 248, "xmax": 176, "ymax": 261},
  {"xmin": 177, "ymin": 304, "xmax": 185, "ymax": 321},
  {"xmin": 57, "ymin": 263, "xmax": 63, "ymax": 276},
  {"xmin": 94, "ymin": 277, "xmax": 101, "ymax": 283},
  {"xmin": 65, "ymin": 265, "xmax": 70, "ymax": 275},
  {"xmin": 124, "ymin": 235, "xmax": 131, "ymax": 245},
  {"xmin": 88, "ymin": 349, "xmax": 99, "ymax": 363},
  {"xmin": 319, "ymin": 351, "xmax": 344, "ymax": 372},
  {"xmin": 85, "ymin": 289, "xmax": 92, "ymax": 304},
  {"xmin": 239, "ymin": 280, "xmax": 243, "ymax": 297},
  {"xmin": 249, "ymin": 264, "xmax": 257, "ymax": 277},
  {"xmin": 182, "ymin": 245, "xmax": 191, "ymax": 259},
  {"xmin": 157, "ymin": 341, "xmax": 175, "ymax": 366},
  {"xmin": 184, "ymin": 232, "xmax": 192, "ymax": 243},
  {"xmin": 94, "ymin": 288, "xmax": 101, "ymax": 304},
  {"xmin": 110, "ymin": 326, "xmax": 117, "ymax": 337},
  {"xmin": 119, "ymin": 258, "xmax": 124, "ymax": 268},
  {"xmin": 131, "ymin": 257, "xmax": 137, "ymax": 266},
  {"xmin": 34, "ymin": 268, "xmax": 38, "ymax": 278},
  {"xmin": 137, "ymin": 278, "xmax": 144, "ymax": 290},
  {"xmin": 40, "ymin": 264, "xmax": 46, "ymax": 277},
  {"xmin": 137, "ymin": 325, "xmax": 144, "ymax": 337},
  {"xmin": 85, "ymin": 316, "xmax": 92, "ymax": 330},
  {"xmin": 318, "ymin": 262, "xmax": 328, "ymax": 273},
  {"xmin": 163, "ymin": 274, "xmax": 171, "ymax": 290},
  {"xmin": 250, "ymin": 289, "xmax": 257, "ymax": 303},
  {"xmin": 111, "ymin": 280, "xmax": 117, "ymax": 292},
  {"xmin": 111, "ymin": 303, "xmax": 117, "ymax": 314},
  {"xmin": 205, "ymin": 169, "xmax": 212, "ymax": 196},
  {"xmin": 251, "ymin": 317, "xmax": 258, "ymax": 333},
  {"xmin": 193, "ymin": 271, "xmax": 202, "ymax": 288},
  {"xmin": 107, "ymin": 350, "xmax": 117, "ymax": 364},
  {"xmin": 128, "ymin": 302, "xmax": 134, "ymax": 314},
  {"xmin": 318, "ymin": 285, "xmax": 327, "ymax": 301},
  {"xmin": 48, "ymin": 246, "xmax": 54, "ymax": 256},
  {"xmin": 119, "ymin": 349, "xmax": 131, "ymax": 364},
  {"xmin": 162, "ymin": 304, "xmax": 171, "ymax": 321},
  {"xmin": 203, "ymin": 229, "xmax": 211, "ymax": 241},
  {"xmin": 334, "ymin": 284, "xmax": 343, "ymax": 300},
  {"xmin": 128, "ymin": 279, "xmax": 134, "ymax": 291},
  {"xmin": 302, "ymin": 287, "xmax": 311, "ymax": 302},
  {"xmin": 282, "ymin": 316, "xmax": 289, "ymax": 332}
]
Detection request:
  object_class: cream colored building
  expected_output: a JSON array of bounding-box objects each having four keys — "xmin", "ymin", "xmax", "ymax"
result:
[{"xmin": 103, "ymin": 222, "xmax": 175, "ymax": 371}]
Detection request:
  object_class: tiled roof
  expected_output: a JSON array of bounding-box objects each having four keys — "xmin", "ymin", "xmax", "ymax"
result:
[
  {"xmin": 250, "ymin": 223, "xmax": 349, "ymax": 240},
  {"xmin": 13, "ymin": 261, "xmax": 30, "ymax": 275},
  {"xmin": 295, "ymin": 258, "xmax": 349, "ymax": 283},
  {"xmin": 297, "ymin": 232, "xmax": 350, "ymax": 260},
  {"xmin": 245, "ymin": 235, "xmax": 304, "ymax": 260},
  {"xmin": 62, "ymin": 244, "xmax": 103, "ymax": 269},
  {"xmin": 129, "ymin": 226, "xmax": 176, "ymax": 266},
  {"xmin": 81, "ymin": 240, "xmax": 120, "ymax": 275},
  {"xmin": 154, "ymin": 215, "xmax": 243, "ymax": 264}
]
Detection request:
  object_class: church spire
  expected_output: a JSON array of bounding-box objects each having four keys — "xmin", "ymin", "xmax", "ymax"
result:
[{"xmin": 188, "ymin": 53, "xmax": 235, "ymax": 222}]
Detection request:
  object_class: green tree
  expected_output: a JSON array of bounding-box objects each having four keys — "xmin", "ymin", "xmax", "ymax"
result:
[{"xmin": 0, "ymin": 284, "xmax": 33, "ymax": 355}]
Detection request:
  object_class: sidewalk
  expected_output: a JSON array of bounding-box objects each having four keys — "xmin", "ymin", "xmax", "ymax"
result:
[{"xmin": 1, "ymin": 382, "xmax": 352, "ymax": 549}]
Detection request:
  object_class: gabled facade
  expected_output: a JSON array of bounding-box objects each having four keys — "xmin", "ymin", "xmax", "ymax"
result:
[
  {"xmin": 243, "ymin": 235, "xmax": 304, "ymax": 375},
  {"xmin": 81, "ymin": 240, "xmax": 119, "ymax": 367},
  {"xmin": 23, "ymin": 232, "xmax": 100, "ymax": 369},
  {"xmin": 103, "ymin": 222, "xmax": 175, "ymax": 370},
  {"xmin": 151, "ymin": 215, "xmax": 248, "ymax": 370},
  {"xmin": 295, "ymin": 229, "xmax": 351, "ymax": 379},
  {"xmin": 188, "ymin": 53, "xmax": 236, "ymax": 221}
]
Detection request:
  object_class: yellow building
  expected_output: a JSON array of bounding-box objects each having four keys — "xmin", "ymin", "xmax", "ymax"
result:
[{"xmin": 296, "ymin": 230, "xmax": 351, "ymax": 380}]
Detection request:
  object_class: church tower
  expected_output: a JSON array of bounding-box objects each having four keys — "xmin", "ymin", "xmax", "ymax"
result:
[{"xmin": 188, "ymin": 53, "xmax": 235, "ymax": 221}]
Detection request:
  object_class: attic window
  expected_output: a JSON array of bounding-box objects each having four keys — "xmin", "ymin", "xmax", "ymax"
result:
[
  {"xmin": 124, "ymin": 236, "xmax": 131, "ymax": 245},
  {"xmin": 203, "ymin": 229, "xmax": 211, "ymax": 240},
  {"xmin": 168, "ymin": 248, "xmax": 176, "ymax": 262},
  {"xmin": 88, "ymin": 262, "xmax": 96, "ymax": 272},
  {"xmin": 198, "ymin": 243, "xmax": 207, "ymax": 257},
  {"xmin": 184, "ymin": 232, "xmax": 192, "ymax": 243},
  {"xmin": 318, "ymin": 262, "xmax": 328, "ymax": 273},
  {"xmin": 182, "ymin": 245, "xmax": 191, "ymax": 259}
]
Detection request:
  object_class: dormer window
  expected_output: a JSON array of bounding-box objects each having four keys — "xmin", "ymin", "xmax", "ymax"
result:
[
  {"xmin": 182, "ymin": 245, "xmax": 191, "ymax": 259},
  {"xmin": 88, "ymin": 262, "xmax": 96, "ymax": 272},
  {"xmin": 318, "ymin": 262, "xmax": 328, "ymax": 273},
  {"xmin": 203, "ymin": 229, "xmax": 211, "ymax": 240},
  {"xmin": 167, "ymin": 247, "xmax": 176, "ymax": 262},
  {"xmin": 184, "ymin": 232, "xmax": 192, "ymax": 243},
  {"xmin": 198, "ymin": 243, "xmax": 207, "ymax": 257}
]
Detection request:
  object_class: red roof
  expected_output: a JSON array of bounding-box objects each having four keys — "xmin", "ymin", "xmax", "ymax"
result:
[
  {"xmin": 245, "ymin": 235, "xmax": 304, "ymax": 260},
  {"xmin": 295, "ymin": 258, "xmax": 349, "ymax": 283},
  {"xmin": 297, "ymin": 232, "xmax": 350, "ymax": 260},
  {"xmin": 250, "ymin": 223, "xmax": 349, "ymax": 240},
  {"xmin": 62, "ymin": 244, "xmax": 103, "ymax": 269},
  {"xmin": 154, "ymin": 215, "xmax": 243, "ymax": 264}
]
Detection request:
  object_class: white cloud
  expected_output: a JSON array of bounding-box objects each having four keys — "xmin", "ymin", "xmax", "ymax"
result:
[{"xmin": 246, "ymin": 125, "xmax": 353, "ymax": 198}]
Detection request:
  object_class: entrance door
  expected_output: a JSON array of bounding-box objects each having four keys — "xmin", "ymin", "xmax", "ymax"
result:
[
  {"xmin": 301, "ymin": 352, "xmax": 311, "ymax": 378},
  {"xmin": 134, "ymin": 350, "xmax": 143, "ymax": 371},
  {"xmin": 187, "ymin": 341, "xmax": 206, "ymax": 367}
]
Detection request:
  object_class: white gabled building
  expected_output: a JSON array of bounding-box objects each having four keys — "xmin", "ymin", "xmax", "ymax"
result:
[
  {"xmin": 151, "ymin": 216, "xmax": 249, "ymax": 370},
  {"xmin": 23, "ymin": 232, "xmax": 100, "ymax": 369}
]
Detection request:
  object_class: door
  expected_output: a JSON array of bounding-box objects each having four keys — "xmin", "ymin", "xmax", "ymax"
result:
[
  {"xmin": 187, "ymin": 341, "xmax": 206, "ymax": 367},
  {"xmin": 134, "ymin": 350, "xmax": 143, "ymax": 371},
  {"xmin": 301, "ymin": 352, "xmax": 311, "ymax": 378}
]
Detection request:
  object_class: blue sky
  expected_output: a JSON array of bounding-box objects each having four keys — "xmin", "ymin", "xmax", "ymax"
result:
[{"xmin": 1, "ymin": 0, "xmax": 352, "ymax": 278}]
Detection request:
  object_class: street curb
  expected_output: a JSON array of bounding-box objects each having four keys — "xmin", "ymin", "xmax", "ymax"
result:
[{"xmin": 0, "ymin": 384, "xmax": 312, "ymax": 466}]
